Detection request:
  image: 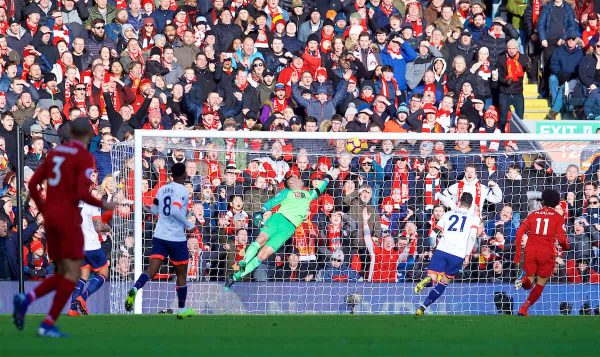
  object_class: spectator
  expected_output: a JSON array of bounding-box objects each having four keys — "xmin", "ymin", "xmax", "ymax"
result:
[
  {"xmin": 493, "ymin": 39, "xmax": 530, "ymax": 129},
  {"xmin": 485, "ymin": 204, "xmax": 518, "ymax": 243},
  {"xmin": 440, "ymin": 163, "xmax": 503, "ymax": 217},
  {"xmin": 546, "ymin": 32, "xmax": 584, "ymax": 120},
  {"xmin": 319, "ymin": 249, "xmax": 362, "ymax": 282}
]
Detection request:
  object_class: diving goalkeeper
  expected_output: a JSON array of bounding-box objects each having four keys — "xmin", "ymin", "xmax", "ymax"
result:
[{"xmin": 225, "ymin": 168, "xmax": 339, "ymax": 288}]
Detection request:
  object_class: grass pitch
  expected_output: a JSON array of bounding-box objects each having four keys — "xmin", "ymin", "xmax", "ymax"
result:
[{"xmin": 1, "ymin": 314, "xmax": 598, "ymax": 356}]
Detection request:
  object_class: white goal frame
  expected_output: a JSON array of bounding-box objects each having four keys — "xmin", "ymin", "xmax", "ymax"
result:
[{"xmin": 132, "ymin": 130, "xmax": 599, "ymax": 314}]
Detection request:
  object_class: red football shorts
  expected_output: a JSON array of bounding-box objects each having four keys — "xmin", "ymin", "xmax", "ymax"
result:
[
  {"xmin": 523, "ymin": 249, "xmax": 556, "ymax": 278},
  {"xmin": 44, "ymin": 211, "xmax": 85, "ymax": 261}
]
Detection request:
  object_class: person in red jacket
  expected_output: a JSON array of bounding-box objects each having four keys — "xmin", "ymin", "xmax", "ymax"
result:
[
  {"xmin": 514, "ymin": 189, "xmax": 570, "ymax": 316},
  {"xmin": 370, "ymin": 233, "xmax": 401, "ymax": 282}
]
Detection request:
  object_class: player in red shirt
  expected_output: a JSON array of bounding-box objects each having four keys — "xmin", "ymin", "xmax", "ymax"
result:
[
  {"xmin": 513, "ymin": 189, "xmax": 569, "ymax": 316},
  {"xmin": 13, "ymin": 117, "xmax": 116, "ymax": 338}
]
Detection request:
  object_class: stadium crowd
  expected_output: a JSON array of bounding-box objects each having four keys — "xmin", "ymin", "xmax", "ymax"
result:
[{"xmin": 0, "ymin": 0, "xmax": 598, "ymax": 285}]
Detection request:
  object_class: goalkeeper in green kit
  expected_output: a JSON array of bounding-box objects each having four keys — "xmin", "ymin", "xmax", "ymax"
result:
[{"xmin": 225, "ymin": 168, "xmax": 339, "ymax": 289}]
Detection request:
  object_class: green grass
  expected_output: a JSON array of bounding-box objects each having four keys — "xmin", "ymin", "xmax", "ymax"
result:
[{"xmin": 1, "ymin": 315, "xmax": 599, "ymax": 356}]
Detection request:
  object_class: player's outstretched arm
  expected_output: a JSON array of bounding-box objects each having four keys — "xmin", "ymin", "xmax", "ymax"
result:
[
  {"xmin": 262, "ymin": 188, "xmax": 290, "ymax": 212},
  {"xmin": 310, "ymin": 168, "xmax": 339, "ymax": 200}
]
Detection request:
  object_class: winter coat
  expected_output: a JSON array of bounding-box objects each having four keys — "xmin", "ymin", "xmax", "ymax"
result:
[
  {"xmin": 379, "ymin": 42, "xmax": 418, "ymax": 91},
  {"xmin": 537, "ymin": 2, "xmax": 579, "ymax": 41},
  {"xmin": 291, "ymin": 81, "xmax": 348, "ymax": 124}
]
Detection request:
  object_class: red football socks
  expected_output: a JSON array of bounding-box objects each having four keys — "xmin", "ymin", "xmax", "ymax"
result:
[
  {"xmin": 47, "ymin": 276, "xmax": 76, "ymax": 323},
  {"xmin": 521, "ymin": 276, "xmax": 533, "ymax": 290},
  {"xmin": 30, "ymin": 274, "xmax": 61, "ymax": 303},
  {"xmin": 527, "ymin": 284, "xmax": 545, "ymax": 305}
]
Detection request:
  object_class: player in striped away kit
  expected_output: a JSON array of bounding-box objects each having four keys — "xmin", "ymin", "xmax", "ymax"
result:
[
  {"xmin": 513, "ymin": 189, "xmax": 569, "ymax": 316},
  {"xmin": 414, "ymin": 192, "xmax": 481, "ymax": 316},
  {"xmin": 125, "ymin": 163, "xmax": 196, "ymax": 318},
  {"xmin": 225, "ymin": 168, "xmax": 339, "ymax": 288}
]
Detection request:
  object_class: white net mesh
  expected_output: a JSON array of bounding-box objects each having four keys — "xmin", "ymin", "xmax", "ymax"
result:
[{"xmin": 110, "ymin": 132, "xmax": 600, "ymax": 315}]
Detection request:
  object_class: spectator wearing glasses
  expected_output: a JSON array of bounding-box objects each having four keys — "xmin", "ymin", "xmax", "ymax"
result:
[
  {"xmin": 86, "ymin": 19, "xmax": 116, "ymax": 55},
  {"xmin": 319, "ymin": 249, "xmax": 362, "ymax": 282}
]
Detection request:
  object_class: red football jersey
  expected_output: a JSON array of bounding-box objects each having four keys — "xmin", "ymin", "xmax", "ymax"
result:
[
  {"xmin": 515, "ymin": 207, "xmax": 569, "ymax": 256},
  {"xmin": 28, "ymin": 140, "xmax": 102, "ymax": 215}
]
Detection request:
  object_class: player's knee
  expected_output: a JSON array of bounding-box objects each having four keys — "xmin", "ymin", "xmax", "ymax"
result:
[
  {"xmin": 256, "ymin": 233, "xmax": 269, "ymax": 245},
  {"xmin": 257, "ymin": 249, "xmax": 271, "ymax": 261}
]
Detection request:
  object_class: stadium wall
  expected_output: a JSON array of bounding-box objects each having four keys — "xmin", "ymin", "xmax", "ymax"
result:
[{"xmin": 2, "ymin": 282, "xmax": 597, "ymax": 315}]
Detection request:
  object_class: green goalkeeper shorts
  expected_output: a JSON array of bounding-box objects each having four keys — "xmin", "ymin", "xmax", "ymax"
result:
[{"xmin": 261, "ymin": 213, "xmax": 297, "ymax": 251}]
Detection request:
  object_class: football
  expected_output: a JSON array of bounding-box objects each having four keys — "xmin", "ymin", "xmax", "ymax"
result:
[{"xmin": 346, "ymin": 138, "xmax": 367, "ymax": 154}]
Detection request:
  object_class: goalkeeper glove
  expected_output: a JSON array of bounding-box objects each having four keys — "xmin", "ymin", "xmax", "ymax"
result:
[
  {"xmin": 252, "ymin": 208, "xmax": 266, "ymax": 228},
  {"xmin": 324, "ymin": 168, "xmax": 339, "ymax": 182}
]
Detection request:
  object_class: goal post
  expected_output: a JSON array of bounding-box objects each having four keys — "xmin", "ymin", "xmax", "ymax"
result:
[{"xmin": 109, "ymin": 130, "xmax": 600, "ymax": 315}]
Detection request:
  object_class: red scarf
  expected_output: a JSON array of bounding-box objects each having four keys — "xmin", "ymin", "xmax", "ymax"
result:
[
  {"xmin": 229, "ymin": 1, "xmax": 249, "ymax": 16},
  {"xmin": 175, "ymin": 16, "xmax": 188, "ymax": 38},
  {"xmin": 237, "ymin": 80, "xmax": 248, "ymax": 92},
  {"xmin": 360, "ymin": 92, "xmax": 374, "ymax": 103},
  {"xmin": 506, "ymin": 53, "xmax": 524, "ymax": 82},
  {"xmin": 327, "ymin": 223, "xmax": 342, "ymax": 252},
  {"xmin": 405, "ymin": 14, "xmax": 423, "ymax": 38},
  {"xmin": 0, "ymin": 21, "xmax": 7, "ymax": 36},
  {"xmin": 532, "ymin": 0, "xmax": 541, "ymax": 29},
  {"xmin": 421, "ymin": 121, "xmax": 444, "ymax": 133},
  {"xmin": 478, "ymin": 59, "xmax": 492, "ymax": 80},
  {"xmin": 26, "ymin": 20, "xmax": 38, "ymax": 35},
  {"xmin": 255, "ymin": 27, "xmax": 269, "ymax": 48},
  {"xmin": 455, "ymin": 92, "xmax": 474, "ymax": 116},
  {"xmin": 380, "ymin": 3, "xmax": 394, "ymax": 17},
  {"xmin": 392, "ymin": 168, "xmax": 410, "ymax": 203},
  {"xmin": 201, "ymin": 104, "xmax": 221, "ymax": 130},
  {"xmin": 53, "ymin": 24, "xmax": 70, "ymax": 45},
  {"xmin": 142, "ymin": 121, "xmax": 164, "ymax": 130},
  {"xmin": 89, "ymin": 119, "xmax": 100, "ymax": 136},
  {"xmin": 457, "ymin": 180, "xmax": 482, "ymax": 216},
  {"xmin": 71, "ymin": 96, "xmax": 89, "ymax": 116},
  {"xmin": 100, "ymin": 91, "xmax": 119, "ymax": 118},
  {"xmin": 436, "ymin": 108, "xmax": 452, "ymax": 131},
  {"xmin": 272, "ymin": 98, "xmax": 288, "ymax": 113},
  {"xmin": 479, "ymin": 127, "xmax": 501, "ymax": 153},
  {"xmin": 424, "ymin": 173, "xmax": 440, "ymax": 210},
  {"xmin": 129, "ymin": 48, "xmax": 145, "ymax": 66},
  {"xmin": 320, "ymin": 30, "xmax": 334, "ymax": 53},
  {"xmin": 380, "ymin": 77, "xmax": 400, "ymax": 107}
]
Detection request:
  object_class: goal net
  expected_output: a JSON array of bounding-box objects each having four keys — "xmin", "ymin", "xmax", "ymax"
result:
[{"xmin": 110, "ymin": 131, "xmax": 600, "ymax": 315}]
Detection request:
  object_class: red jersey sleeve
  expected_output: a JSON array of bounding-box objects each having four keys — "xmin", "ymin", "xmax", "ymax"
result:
[
  {"xmin": 552, "ymin": 214, "xmax": 570, "ymax": 251},
  {"xmin": 77, "ymin": 152, "xmax": 103, "ymax": 208}
]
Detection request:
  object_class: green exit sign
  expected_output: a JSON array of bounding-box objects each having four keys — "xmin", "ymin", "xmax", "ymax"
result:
[{"xmin": 535, "ymin": 121, "xmax": 600, "ymax": 134}]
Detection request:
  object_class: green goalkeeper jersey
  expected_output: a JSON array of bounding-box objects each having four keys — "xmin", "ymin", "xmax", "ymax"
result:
[{"xmin": 262, "ymin": 180, "xmax": 329, "ymax": 227}]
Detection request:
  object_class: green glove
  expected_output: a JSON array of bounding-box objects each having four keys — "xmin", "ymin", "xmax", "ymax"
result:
[{"xmin": 252, "ymin": 210, "xmax": 265, "ymax": 228}]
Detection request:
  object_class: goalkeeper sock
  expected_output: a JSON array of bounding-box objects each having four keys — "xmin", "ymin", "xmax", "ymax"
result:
[
  {"xmin": 176, "ymin": 285, "xmax": 187, "ymax": 309},
  {"xmin": 70, "ymin": 278, "xmax": 87, "ymax": 309},
  {"xmin": 521, "ymin": 277, "xmax": 533, "ymax": 290},
  {"xmin": 239, "ymin": 257, "xmax": 263, "ymax": 279},
  {"xmin": 81, "ymin": 275, "xmax": 105, "ymax": 301},
  {"xmin": 242, "ymin": 242, "xmax": 261, "ymax": 264},
  {"xmin": 133, "ymin": 272, "xmax": 150, "ymax": 290},
  {"xmin": 423, "ymin": 282, "xmax": 447, "ymax": 308},
  {"xmin": 526, "ymin": 284, "xmax": 545, "ymax": 305}
]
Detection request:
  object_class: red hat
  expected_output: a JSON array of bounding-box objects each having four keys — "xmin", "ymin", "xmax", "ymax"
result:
[
  {"xmin": 484, "ymin": 106, "xmax": 499, "ymax": 122},
  {"xmin": 23, "ymin": 48, "xmax": 36, "ymax": 58},
  {"xmin": 315, "ymin": 67, "xmax": 327, "ymax": 79},
  {"xmin": 359, "ymin": 156, "xmax": 371, "ymax": 164},
  {"xmin": 348, "ymin": 76, "xmax": 357, "ymax": 84},
  {"xmin": 382, "ymin": 197, "xmax": 393, "ymax": 207},
  {"xmin": 272, "ymin": 17, "xmax": 286, "ymax": 31},
  {"xmin": 321, "ymin": 194, "xmax": 334, "ymax": 206},
  {"xmin": 139, "ymin": 78, "xmax": 152, "ymax": 89},
  {"xmin": 286, "ymin": 166, "xmax": 300, "ymax": 179},
  {"xmin": 0, "ymin": 91, "xmax": 5, "ymax": 98},
  {"xmin": 424, "ymin": 83, "xmax": 436, "ymax": 93},
  {"xmin": 310, "ymin": 171, "xmax": 324, "ymax": 181},
  {"xmin": 396, "ymin": 149, "xmax": 409, "ymax": 158},
  {"xmin": 423, "ymin": 103, "xmax": 437, "ymax": 114},
  {"xmin": 589, "ymin": 12, "xmax": 598, "ymax": 20},
  {"xmin": 317, "ymin": 156, "xmax": 331, "ymax": 169},
  {"xmin": 142, "ymin": 0, "xmax": 155, "ymax": 11},
  {"xmin": 30, "ymin": 240, "xmax": 44, "ymax": 253}
]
